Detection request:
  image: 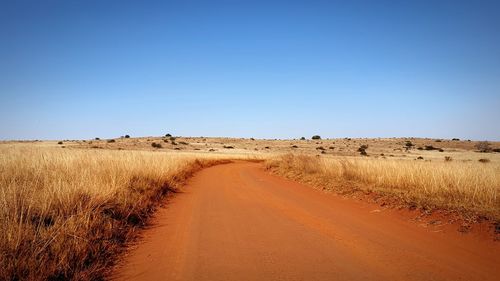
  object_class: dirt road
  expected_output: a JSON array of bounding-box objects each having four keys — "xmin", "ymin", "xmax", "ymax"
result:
[{"xmin": 114, "ymin": 162, "xmax": 499, "ymax": 281}]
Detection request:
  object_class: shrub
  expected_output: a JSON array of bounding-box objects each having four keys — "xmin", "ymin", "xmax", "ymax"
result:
[
  {"xmin": 478, "ymin": 158, "xmax": 490, "ymax": 163},
  {"xmin": 291, "ymin": 145, "xmax": 298, "ymax": 148},
  {"xmin": 169, "ymin": 136, "xmax": 176, "ymax": 141},
  {"xmin": 444, "ymin": 156, "xmax": 452, "ymax": 162},
  {"xmin": 417, "ymin": 156, "xmax": 424, "ymax": 160},
  {"xmin": 475, "ymin": 141, "xmax": 491, "ymax": 153},
  {"xmin": 107, "ymin": 139, "xmax": 116, "ymax": 143},
  {"xmin": 300, "ymin": 137, "xmax": 306, "ymax": 140},
  {"xmin": 124, "ymin": 135, "xmax": 130, "ymax": 138},
  {"xmin": 265, "ymin": 146, "xmax": 270, "ymax": 149},
  {"xmin": 316, "ymin": 146, "xmax": 325, "ymax": 150},
  {"xmin": 405, "ymin": 141, "xmax": 414, "ymax": 148},
  {"xmin": 95, "ymin": 137, "xmax": 100, "ymax": 140},
  {"xmin": 358, "ymin": 145, "xmax": 368, "ymax": 156},
  {"xmin": 417, "ymin": 147, "xmax": 423, "ymax": 150},
  {"xmin": 424, "ymin": 145, "xmax": 439, "ymax": 151},
  {"xmin": 165, "ymin": 133, "xmax": 172, "ymax": 137},
  {"xmin": 438, "ymin": 148, "xmax": 444, "ymax": 152},
  {"xmin": 151, "ymin": 142, "xmax": 162, "ymax": 148},
  {"xmin": 223, "ymin": 145, "xmax": 234, "ymax": 149},
  {"xmin": 329, "ymin": 146, "xmax": 335, "ymax": 150},
  {"xmin": 209, "ymin": 148, "xmax": 215, "ymax": 152},
  {"xmin": 452, "ymin": 138, "xmax": 460, "ymax": 141},
  {"xmin": 250, "ymin": 138, "xmax": 255, "ymax": 141},
  {"xmin": 57, "ymin": 141, "xmax": 63, "ymax": 145},
  {"xmin": 163, "ymin": 139, "xmax": 169, "ymax": 143},
  {"xmin": 435, "ymin": 139, "xmax": 442, "ymax": 142},
  {"xmin": 493, "ymin": 148, "xmax": 500, "ymax": 153},
  {"xmin": 312, "ymin": 135, "xmax": 321, "ymax": 140}
]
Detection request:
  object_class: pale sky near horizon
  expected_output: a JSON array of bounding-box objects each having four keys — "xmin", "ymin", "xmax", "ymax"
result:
[{"xmin": 1, "ymin": 0, "xmax": 499, "ymax": 141}]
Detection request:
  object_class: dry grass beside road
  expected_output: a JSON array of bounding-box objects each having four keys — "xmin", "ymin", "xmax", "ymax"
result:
[
  {"xmin": 0, "ymin": 145, "xmax": 253, "ymax": 281},
  {"xmin": 266, "ymin": 154, "xmax": 500, "ymax": 221}
]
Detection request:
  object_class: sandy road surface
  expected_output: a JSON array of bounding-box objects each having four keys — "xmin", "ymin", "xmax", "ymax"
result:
[{"xmin": 114, "ymin": 162, "xmax": 499, "ymax": 281}]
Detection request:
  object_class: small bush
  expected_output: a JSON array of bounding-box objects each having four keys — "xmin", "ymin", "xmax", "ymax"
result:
[
  {"xmin": 492, "ymin": 148, "xmax": 500, "ymax": 153},
  {"xmin": 424, "ymin": 145, "xmax": 439, "ymax": 151},
  {"xmin": 165, "ymin": 133, "xmax": 172, "ymax": 137},
  {"xmin": 169, "ymin": 136, "xmax": 176, "ymax": 141},
  {"xmin": 417, "ymin": 156, "xmax": 424, "ymax": 160},
  {"xmin": 163, "ymin": 139, "xmax": 169, "ymax": 143},
  {"xmin": 405, "ymin": 141, "xmax": 414, "ymax": 148},
  {"xmin": 329, "ymin": 146, "xmax": 335, "ymax": 150},
  {"xmin": 151, "ymin": 142, "xmax": 162, "ymax": 148},
  {"xmin": 435, "ymin": 139, "xmax": 442, "ymax": 142},
  {"xmin": 478, "ymin": 158, "xmax": 490, "ymax": 163},
  {"xmin": 475, "ymin": 141, "xmax": 491, "ymax": 153},
  {"xmin": 223, "ymin": 145, "xmax": 234, "ymax": 149},
  {"xmin": 107, "ymin": 139, "xmax": 116, "ymax": 143},
  {"xmin": 291, "ymin": 145, "xmax": 298, "ymax": 148},
  {"xmin": 57, "ymin": 141, "xmax": 63, "ymax": 145},
  {"xmin": 95, "ymin": 137, "xmax": 100, "ymax": 140},
  {"xmin": 358, "ymin": 145, "xmax": 368, "ymax": 156},
  {"xmin": 300, "ymin": 137, "xmax": 306, "ymax": 140},
  {"xmin": 250, "ymin": 138, "xmax": 255, "ymax": 141},
  {"xmin": 444, "ymin": 156, "xmax": 452, "ymax": 162},
  {"xmin": 312, "ymin": 135, "xmax": 321, "ymax": 140},
  {"xmin": 452, "ymin": 138, "xmax": 460, "ymax": 141},
  {"xmin": 417, "ymin": 147, "xmax": 423, "ymax": 150},
  {"xmin": 124, "ymin": 135, "xmax": 130, "ymax": 138},
  {"xmin": 265, "ymin": 146, "xmax": 270, "ymax": 149},
  {"xmin": 316, "ymin": 146, "xmax": 325, "ymax": 150}
]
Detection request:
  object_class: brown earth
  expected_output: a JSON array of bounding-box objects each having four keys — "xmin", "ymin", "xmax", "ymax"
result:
[{"xmin": 113, "ymin": 162, "xmax": 499, "ymax": 281}]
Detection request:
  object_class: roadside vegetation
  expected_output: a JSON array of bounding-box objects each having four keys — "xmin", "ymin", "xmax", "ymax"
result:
[
  {"xmin": 0, "ymin": 145, "xmax": 241, "ymax": 280},
  {"xmin": 266, "ymin": 154, "xmax": 500, "ymax": 221}
]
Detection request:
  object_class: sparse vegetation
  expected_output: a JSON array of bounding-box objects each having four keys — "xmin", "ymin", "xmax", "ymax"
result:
[
  {"xmin": 151, "ymin": 142, "xmax": 162, "ymax": 148},
  {"xmin": 478, "ymin": 158, "xmax": 490, "ymax": 163},
  {"xmin": 124, "ymin": 135, "xmax": 130, "ymax": 138},
  {"xmin": 57, "ymin": 141, "xmax": 63, "ymax": 145},
  {"xmin": 312, "ymin": 135, "xmax": 321, "ymax": 140},
  {"xmin": 107, "ymin": 139, "xmax": 116, "ymax": 143}
]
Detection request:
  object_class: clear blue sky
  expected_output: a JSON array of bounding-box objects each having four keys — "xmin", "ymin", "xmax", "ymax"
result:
[{"xmin": 1, "ymin": 0, "xmax": 499, "ymax": 140}]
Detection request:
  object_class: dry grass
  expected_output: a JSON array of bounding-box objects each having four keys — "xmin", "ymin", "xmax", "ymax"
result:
[
  {"xmin": 267, "ymin": 154, "xmax": 500, "ymax": 220},
  {"xmin": 0, "ymin": 145, "xmax": 251, "ymax": 280}
]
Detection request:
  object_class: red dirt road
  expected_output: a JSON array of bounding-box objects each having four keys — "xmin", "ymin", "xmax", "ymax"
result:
[{"xmin": 114, "ymin": 162, "xmax": 499, "ymax": 281}]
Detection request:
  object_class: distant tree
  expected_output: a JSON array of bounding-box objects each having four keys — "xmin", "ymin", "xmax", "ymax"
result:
[
  {"xmin": 300, "ymin": 137, "xmax": 306, "ymax": 140},
  {"xmin": 165, "ymin": 133, "xmax": 172, "ymax": 137},
  {"xmin": 312, "ymin": 135, "xmax": 321, "ymax": 140},
  {"xmin": 95, "ymin": 137, "xmax": 100, "ymax": 140},
  {"xmin": 124, "ymin": 134, "xmax": 130, "ymax": 138}
]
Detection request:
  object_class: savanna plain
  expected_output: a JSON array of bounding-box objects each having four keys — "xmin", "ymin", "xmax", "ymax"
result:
[{"xmin": 1, "ymin": 135, "xmax": 499, "ymax": 280}]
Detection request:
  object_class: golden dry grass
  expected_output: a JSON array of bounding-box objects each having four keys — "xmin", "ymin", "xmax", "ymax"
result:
[
  {"xmin": 0, "ymin": 145, "xmax": 257, "ymax": 280},
  {"xmin": 266, "ymin": 154, "xmax": 500, "ymax": 220}
]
